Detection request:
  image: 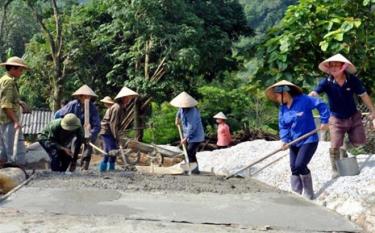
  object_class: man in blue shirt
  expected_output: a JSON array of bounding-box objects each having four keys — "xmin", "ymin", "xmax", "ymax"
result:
[
  {"xmin": 56, "ymin": 85, "xmax": 101, "ymax": 171},
  {"xmin": 171, "ymin": 92, "xmax": 204, "ymax": 174},
  {"xmin": 310, "ymin": 54, "xmax": 375, "ymax": 178}
]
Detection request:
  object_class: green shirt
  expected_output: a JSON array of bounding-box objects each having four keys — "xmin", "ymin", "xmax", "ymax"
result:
[
  {"xmin": 38, "ymin": 119, "xmax": 84, "ymax": 150},
  {"xmin": 0, "ymin": 73, "xmax": 20, "ymax": 124}
]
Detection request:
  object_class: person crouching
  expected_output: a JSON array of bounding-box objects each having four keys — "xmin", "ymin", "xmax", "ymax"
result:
[{"xmin": 38, "ymin": 113, "xmax": 84, "ymax": 172}]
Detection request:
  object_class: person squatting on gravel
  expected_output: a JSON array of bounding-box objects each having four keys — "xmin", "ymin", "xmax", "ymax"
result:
[
  {"xmin": 309, "ymin": 54, "xmax": 375, "ymax": 179},
  {"xmin": 98, "ymin": 87, "xmax": 138, "ymax": 172},
  {"xmin": 266, "ymin": 80, "xmax": 330, "ymax": 200},
  {"xmin": 38, "ymin": 113, "xmax": 84, "ymax": 172},
  {"xmin": 213, "ymin": 112, "xmax": 232, "ymax": 149},
  {"xmin": 171, "ymin": 92, "xmax": 204, "ymax": 175},
  {"xmin": 55, "ymin": 85, "xmax": 101, "ymax": 171}
]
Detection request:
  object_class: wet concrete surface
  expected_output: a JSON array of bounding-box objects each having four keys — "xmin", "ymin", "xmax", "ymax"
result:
[{"xmin": 0, "ymin": 171, "xmax": 362, "ymax": 232}]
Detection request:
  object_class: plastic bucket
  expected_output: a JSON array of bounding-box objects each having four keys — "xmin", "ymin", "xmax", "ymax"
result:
[{"xmin": 336, "ymin": 157, "xmax": 360, "ymax": 176}]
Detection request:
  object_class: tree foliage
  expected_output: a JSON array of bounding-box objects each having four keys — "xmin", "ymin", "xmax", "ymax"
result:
[{"xmin": 252, "ymin": 0, "xmax": 375, "ymax": 91}]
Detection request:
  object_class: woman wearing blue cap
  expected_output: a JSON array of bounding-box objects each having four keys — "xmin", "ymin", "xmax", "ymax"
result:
[{"xmin": 265, "ymin": 80, "xmax": 330, "ymax": 199}]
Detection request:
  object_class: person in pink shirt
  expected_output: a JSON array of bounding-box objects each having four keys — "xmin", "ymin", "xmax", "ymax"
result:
[{"xmin": 214, "ymin": 112, "xmax": 232, "ymax": 148}]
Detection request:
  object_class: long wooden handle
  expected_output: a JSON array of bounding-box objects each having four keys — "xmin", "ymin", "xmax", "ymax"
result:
[
  {"xmin": 89, "ymin": 142, "xmax": 108, "ymax": 156},
  {"xmin": 177, "ymin": 124, "xmax": 191, "ymax": 175},
  {"xmin": 84, "ymin": 99, "xmax": 91, "ymax": 138},
  {"xmin": 226, "ymin": 128, "xmax": 320, "ymax": 179}
]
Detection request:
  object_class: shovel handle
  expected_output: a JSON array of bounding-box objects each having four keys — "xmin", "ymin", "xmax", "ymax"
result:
[
  {"xmin": 177, "ymin": 124, "xmax": 191, "ymax": 175},
  {"xmin": 226, "ymin": 128, "xmax": 320, "ymax": 179}
]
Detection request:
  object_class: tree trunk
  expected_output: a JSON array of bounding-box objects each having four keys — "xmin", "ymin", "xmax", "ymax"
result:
[{"xmin": 134, "ymin": 97, "xmax": 144, "ymax": 141}]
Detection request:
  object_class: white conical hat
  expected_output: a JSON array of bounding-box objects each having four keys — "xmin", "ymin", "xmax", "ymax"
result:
[
  {"xmin": 114, "ymin": 86, "xmax": 139, "ymax": 100},
  {"xmin": 100, "ymin": 96, "xmax": 114, "ymax": 104},
  {"xmin": 213, "ymin": 112, "xmax": 227, "ymax": 119},
  {"xmin": 265, "ymin": 80, "xmax": 303, "ymax": 102},
  {"xmin": 0, "ymin": 56, "xmax": 29, "ymax": 69},
  {"xmin": 170, "ymin": 91, "xmax": 198, "ymax": 108},
  {"xmin": 319, "ymin": 54, "xmax": 356, "ymax": 74},
  {"xmin": 72, "ymin": 85, "xmax": 97, "ymax": 97}
]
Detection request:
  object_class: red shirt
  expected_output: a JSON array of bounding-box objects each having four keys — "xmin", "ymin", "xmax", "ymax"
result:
[{"xmin": 217, "ymin": 123, "xmax": 232, "ymax": 146}]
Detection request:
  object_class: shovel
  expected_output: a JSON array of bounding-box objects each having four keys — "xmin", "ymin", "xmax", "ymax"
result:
[
  {"xmin": 226, "ymin": 128, "xmax": 320, "ymax": 179},
  {"xmin": 177, "ymin": 124, "xmax": 191, "ymax": 175},
  {"xmin": 12, "ymin": 106, "xmax": 23, "ymax": 163}
]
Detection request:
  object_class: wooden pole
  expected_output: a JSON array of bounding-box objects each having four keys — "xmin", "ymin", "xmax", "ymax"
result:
[
  {"xmin": 226, "ymin": 129, "xmax": 320, "ymax": 179},
  {"xmin": 177, "ymin": 124, "xmax": 191, "ymax": 175}
]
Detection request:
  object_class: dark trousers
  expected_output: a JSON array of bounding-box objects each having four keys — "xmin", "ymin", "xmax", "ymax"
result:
[
  {"xmin": 187, "ymin": 142, "xmax": 200, "ymax": 163},
  {"xmin": 80, "ymin": 137, "xmax": 96, "ymax": 169},
  {"xmin": 102, "ymin": 134, "xmax": 117, "ymax": 163},
  {"xmin": 39, "ymin": 140, "xmax": 72, "ymax": 172},
  {"xmin": 289, "ymin": 142, "xmax": 318, "ymax": 176}
]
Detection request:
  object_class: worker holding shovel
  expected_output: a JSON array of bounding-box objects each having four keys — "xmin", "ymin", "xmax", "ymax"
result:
[
  {"xmin": 171, "ymin": 92, "xmax": 204, "ymax": 175},
  {"xmin": 56, "ymin": 85, "xmax": 101, "ymax": 171},
  {"xmin": 310, "ymin": 54, "xmax": 375, "ymax": 178},
  {"xmin": 98, "ymin": 87, "xmax": 138, "ymax": 172},
  {"xmin": 266, "ymin": 80, "xmax": 330, "ymax": 200},
  {"xmin": 0, "ymin": 57, "xmax": 29, "ymax": 166},
  {"xmin": 38, "ymin": 113, "xmax": 84, "ymax": 172}
]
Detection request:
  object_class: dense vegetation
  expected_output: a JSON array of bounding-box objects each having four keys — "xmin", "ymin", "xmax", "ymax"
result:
[{"xmin": 0, "ymin": 0, "xmax": 374, "ymax": 144}]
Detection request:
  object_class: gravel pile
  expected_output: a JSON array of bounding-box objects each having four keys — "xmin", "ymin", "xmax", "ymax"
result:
[{"xmin": 197, "ymin": 140, "xmax": 375, "ymax": 232}]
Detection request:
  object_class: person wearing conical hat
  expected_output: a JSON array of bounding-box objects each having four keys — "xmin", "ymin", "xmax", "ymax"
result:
[
  {"xmin": 213, "ymin": 112, "xmax": 232, "ymax": 148},
  {"xmin": 171, "ymin": 92, "xmax": 204, "ymax": 174},
  {"xmin": 0, "ymin": 57, "xmax": 29, "ymax": 166},
  {"xmin": 100, "ymin": 96, "xmax": 115, "ymax": 108},
  {"xmin": 38, "ymin": 113, "xmax": 84, "ymax": 172},
  {"xmin": 309, "ymin": 54, "xmax": 375, "ymax": 178},
  {"xmin": 266, "ymin": 80, "xmax": 330, "ymax": 200},
  {"xmin": 55, "ymin": 84, "xmax": 101, "ymax": 171},
  {"xmin": 98, "ymin": 87, "xmax": 138, "ymax": 172}
]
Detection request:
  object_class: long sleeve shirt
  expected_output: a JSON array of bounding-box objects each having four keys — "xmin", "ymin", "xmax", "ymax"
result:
[
  {"xmin": 56, "ymin": 99, "xmax": 101, "ymax": 140},
  {"xmin": 0, "ymin": 74, "xmax": 21, "ymax": 124},
  {"xmin": 217, "ymin": 123, "xmax": 232, "ymax": 146},
  {"xmin": 38, "ymin": 119, "xmax": 84, "ymax": 157},
  {"xmin": 176, "ymin": 107, "xmax": 205, "ymax": 143},
  {"xmin": 99, "ymin": 103, "xmax": 127, "ymax": 141},
  {"xmin": 279, "ymin": 94, "xmax": 330, "ymax": 147}
]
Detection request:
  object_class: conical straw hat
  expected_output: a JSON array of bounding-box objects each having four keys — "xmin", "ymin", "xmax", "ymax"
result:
[
  {"xmin": 265, "ymin": 80, "xmax": 303, "ymax": 102},
  {"xmin": 0, "ymin": 56, "xmax": 29, "ymax": 69},
  {"xmin": 213, "ymin": 112, "xmax": 227, "ymax": 119},
  {"xmin": 100, "ymin": 96, "xmax": 114, "ymax": 104},
  {"xmin": 170, "ymin": 91, "xmax": 198, "ymax": 108},
  {"xmin": 114, "ymin": 86, "xmax": 138, "ymax": 100},
  {"xmin": 319, "ymin": 54, "xmax": 356, "ymax": 74},
  {"xmin": 72, "ymin": 85, "xmax": 97, "ymax": 97}
]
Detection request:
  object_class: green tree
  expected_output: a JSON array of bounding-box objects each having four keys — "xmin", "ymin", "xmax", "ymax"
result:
[{"xmin": 252, "ymin": 0, "xmax": 375, "ymax": 90}]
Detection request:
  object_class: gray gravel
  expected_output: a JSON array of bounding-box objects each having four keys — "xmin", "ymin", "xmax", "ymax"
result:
[{"xmin": 29, "ymin": 170, "xmax": 279, "ymax": 194}]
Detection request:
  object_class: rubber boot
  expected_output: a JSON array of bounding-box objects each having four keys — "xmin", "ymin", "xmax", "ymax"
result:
[
  {"xmin": 108, "ymin": 162, "xmax": 115, "ymax": 171},
  {"xmin": 329, "ymin": 148, "xmax": 340, "ymax": 179},
  {"xmin": 99, "ymin": 161, "xmax": 108, "ymax": 172},
  {"xmin": 300, "ymin": 173, "xmax": 314, "ymax": 200},
  {"xmin": 190, "ymin": 162, "xmax": 200, "ymax": 175},
  {"xmin": 290, "ymin": 175, "xmax": 302, "ymax": 194}
]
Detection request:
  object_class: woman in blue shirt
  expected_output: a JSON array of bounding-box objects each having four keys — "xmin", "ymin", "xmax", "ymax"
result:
[
  {"xmin": 170, "ymin": 92, "xmax": 205, "ymax": 175},
  {"xmin": 266, "ymin": 80, "xmax": 330, "ymax": 199}
]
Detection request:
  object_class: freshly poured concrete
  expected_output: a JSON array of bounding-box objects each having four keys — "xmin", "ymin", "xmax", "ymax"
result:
[{"xmin": 1, "ymin": 187, "xmax": 360, "ymax": 232}]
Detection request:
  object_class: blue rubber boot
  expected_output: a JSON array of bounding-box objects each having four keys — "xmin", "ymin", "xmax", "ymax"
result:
[
  {"xmin": 99, "ymin": 161, "xmax": 108, "ymax": 172},
  {"xmin": 108, "ymin": 162, "xmax": 115, "ymax": 171}
]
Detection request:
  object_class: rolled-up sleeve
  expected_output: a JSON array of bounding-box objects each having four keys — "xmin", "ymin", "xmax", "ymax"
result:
[{"xmin": 0, "ymin": 80, "xmax": 17, "ymax": 109}]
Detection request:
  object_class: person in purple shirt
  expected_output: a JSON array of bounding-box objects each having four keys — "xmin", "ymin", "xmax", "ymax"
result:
[
  {"xmin": 170, "ymin": 92, "xmax": 204, "ymax": 175},
  {"xmin": 55, "ymin": 85, "xmax": 101, "ymax": 171},
  {"xmin": 310, "ymin": 54, "xmax": 375, "ymax": 178},
  {"xmin": 266, "ymin": 80, "xmax": 330, "ymax": 199}
]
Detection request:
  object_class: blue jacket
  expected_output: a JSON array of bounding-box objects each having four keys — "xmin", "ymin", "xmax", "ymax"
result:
[
  {"xmin": 55, "ymin": 99, "xmax": 101, "ymax": 140},
  {"xmin": 177, "ymin": 107, "xmax": 205, "ymax": 143},
  {"xmin": 279, "ymin": 94, "xmax": 330, "ymax": 147}
]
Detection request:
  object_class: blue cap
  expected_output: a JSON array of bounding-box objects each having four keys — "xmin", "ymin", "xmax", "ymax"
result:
[{"xmin": 273, "ymin": 85, "xmax": 291, "ymax": 93}]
